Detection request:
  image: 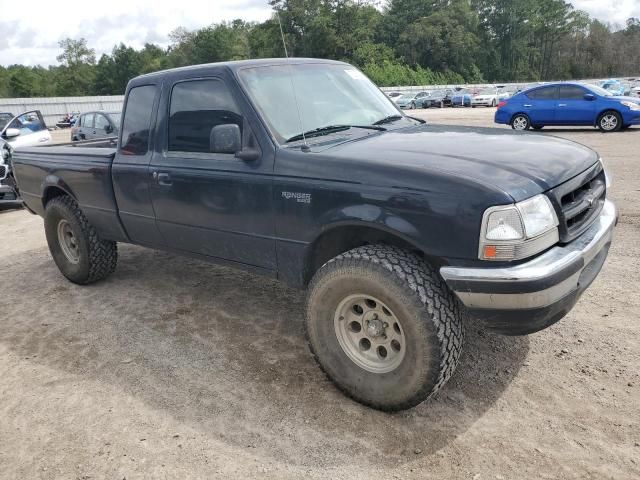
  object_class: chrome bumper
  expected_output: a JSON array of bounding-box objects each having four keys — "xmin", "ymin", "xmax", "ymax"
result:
[{"xmin": 440, "ymin": 200, "xmax": 617, "ymax": 310}]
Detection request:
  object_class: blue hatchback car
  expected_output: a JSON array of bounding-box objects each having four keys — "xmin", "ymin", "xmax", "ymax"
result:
[{"xmin": 495, "ymin": 82, "xmax": 640, "ymax": 132}]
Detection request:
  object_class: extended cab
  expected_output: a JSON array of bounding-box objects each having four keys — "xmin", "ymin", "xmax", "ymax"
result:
[{"xmin": 11, "ymin": 59, "xmax": 617, "ymax": 411}]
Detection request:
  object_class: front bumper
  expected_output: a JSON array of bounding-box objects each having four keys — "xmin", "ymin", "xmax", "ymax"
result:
[{"xmin": 440, "ymin": 200, "xmax": 617, "ymax": 335}]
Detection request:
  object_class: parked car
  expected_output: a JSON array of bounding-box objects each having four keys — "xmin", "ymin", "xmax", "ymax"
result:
[
  {"xmin": 0, "ymin": 110, "xmax": 51, "ymax": 149},
  {"xmin": 420, "ymin": 90, "xmax": 450, "ymax": 108},
  {"xmin": 450, "ymin": 89, "xmax": 471, "ymax": 107},
  {"xmin": 495, "ymin": 82, "xmax": 640, "ymax": 132},
  {"xmin": 471, "ymin": 87, "xmax": 509, "ymax": 107},
  {"xmin": 12, "ymin": 58, "xmax": 617, "ymax": 412},
  {"xmin": 386, "ymin": 92, "xmax": 402, "ymax": 101},
  {"xmin": 71, "ymin": 111, "xmax": 121, "ymax": 141},
  {"xmin": 0, "ymin": 138, "xmax": 20, "ymax": 207},
  {"xmin": 630, "ymin": 85, "xmax": 640, "ymax": 98},
  {"xmin": 395, "ymin": 92, "xmax": 429, "ymax": 109},
  {"xmin": 601, "ymin": 79, "xmax": 625, "ymax": 96}
]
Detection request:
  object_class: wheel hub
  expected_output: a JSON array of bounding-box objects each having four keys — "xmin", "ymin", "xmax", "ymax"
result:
[
  {"xmin": 365, "ymin": 316, "xmax": 385, "ymax": 338},
  {"xmin": 334, "ymin": 294, "xmax": 406, "ymax": 374},
  {"xmin": 57, "ymin": 219, "xmax": 80, "ymax": 264}
]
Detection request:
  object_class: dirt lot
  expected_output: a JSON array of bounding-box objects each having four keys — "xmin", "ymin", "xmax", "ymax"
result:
[{"xmin": 1, "ymin": 108, "xmax": 639, "ymax": 480}]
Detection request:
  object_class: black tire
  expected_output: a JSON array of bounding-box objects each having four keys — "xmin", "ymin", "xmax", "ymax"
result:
[
  {"xmin": 305, "ymin": 245, "xmax": 464, "ymax": 411},
  {"xmin": 44, "ymin": 196, "xmax": 117, "ymax": 284},
  {"xmin": 491, "ymin": 99, "xmax": 497, "ymax": 107},
  {"xmin": 510, "ymin": 113, "xmax": 531, "ymax": 130},
  {"xmin": 597, "ymin": 110, "xmax": 622, "ymax": 132}
]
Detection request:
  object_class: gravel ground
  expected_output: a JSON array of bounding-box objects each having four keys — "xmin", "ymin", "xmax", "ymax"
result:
[{"xmin": 2, "ymin": 108, "xmax": 639, "ymax": 480}]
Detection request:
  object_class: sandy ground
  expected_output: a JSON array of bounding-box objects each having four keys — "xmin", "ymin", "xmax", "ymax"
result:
[{"xmin": 2, "ymin": 108, "xmax": 639, "ymax": 480}]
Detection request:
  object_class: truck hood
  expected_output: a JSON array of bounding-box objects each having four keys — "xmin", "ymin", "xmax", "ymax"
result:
[{"xmin": 317, "ymin": 124, "xmax": 599, "ymax": 202}]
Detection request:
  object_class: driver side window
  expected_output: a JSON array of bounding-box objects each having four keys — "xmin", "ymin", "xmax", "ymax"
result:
[{"xmin": 168, "ymin": 79, "xmax": 243, "ymax": 154}]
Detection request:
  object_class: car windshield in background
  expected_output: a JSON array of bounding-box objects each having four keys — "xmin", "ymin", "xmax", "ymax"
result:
[
  {"xmin": 587, "ymin": 84, "xmax": 614, "ymax": 97},
  {"xmin": 110, "ymin": 112, "xmax": 122, "ymax": 126},
  {"xmin": 0, "ymin": 113, "xmax": 13, "ymax": 130},
  {"xmin": 238, "ymin": 63, "xmax": 402, "ymax": 143},
  {"xmin": 479, "ymin": 88, "xmax": 497, "ymax": 95}
]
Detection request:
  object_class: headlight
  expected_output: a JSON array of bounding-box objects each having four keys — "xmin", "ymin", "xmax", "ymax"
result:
[
  {"xmin": 479, "ymin": 194, "xmax": 559, "ymax": 261},
  {"xmin": 620, "ymin": 100, "xmax": 640, "ymax": 111}
]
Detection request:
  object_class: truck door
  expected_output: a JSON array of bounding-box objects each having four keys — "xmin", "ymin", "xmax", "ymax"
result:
[
  {"xmin": 148, "ymin": 76, "xmax": 276, "ymax": 271},
  {"xmin": 112, "ymin": 84, "xmax": 165, "ymax": 246}
]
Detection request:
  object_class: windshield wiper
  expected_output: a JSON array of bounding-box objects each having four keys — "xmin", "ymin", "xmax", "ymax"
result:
[
  {"xmin": 286, "ymin": 124, "xmax": 386, "ymax": 143},
  {"xmin": 372, "ymin": 114, "xmax": 404, "ymax": 125}
]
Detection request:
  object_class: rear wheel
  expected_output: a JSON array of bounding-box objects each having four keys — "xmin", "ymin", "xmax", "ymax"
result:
[
  {"xmin": 306, "ymin": 245, "xmax": 464, "ymax": 411},
  {"xmin": 44, "ymin": 196, "xmax": 117, "ymax": 284},
  {"xmin": 597, "ymin": 111, "xmax": 622, "ymax": 132},
  {"xmin": 511, "ymin": 114, "xmax": 531, "ymax": 130}
]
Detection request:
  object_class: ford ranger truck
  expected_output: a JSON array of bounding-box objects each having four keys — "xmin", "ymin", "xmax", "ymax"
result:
[{"xmin": 11, "ymin": 59, "xmax": 617, "ymax": 411}]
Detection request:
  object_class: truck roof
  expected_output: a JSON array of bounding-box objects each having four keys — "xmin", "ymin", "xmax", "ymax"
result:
[{"xmin": 131, "ymin": 58, "xmax": 348, "ymax": 83}]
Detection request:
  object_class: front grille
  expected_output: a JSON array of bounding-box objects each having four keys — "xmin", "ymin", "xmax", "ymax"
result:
[
  {"xmin": 547, "ymin": 162, "xmax": 606, "ymax": 243},
  {"xmin": 0, "ymin": 165, "xmax": 6, "ymax": 180}
]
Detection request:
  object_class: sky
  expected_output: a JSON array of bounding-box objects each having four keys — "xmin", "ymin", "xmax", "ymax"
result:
[{"xmin": 0, "ymin": 0, "xmax": 639, "ymax": 67}]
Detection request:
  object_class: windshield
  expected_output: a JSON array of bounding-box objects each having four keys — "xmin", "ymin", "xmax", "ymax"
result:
[
  {"xmin": 479, "ymin": 88, "xmax": 497, "ymax": 95},
  {"xmin": 238, "ymin": 63, "xmax": 402, "ymax": 143},
  {"xmin": 586, "ymin": 84, "xmax": 614, "ymax": 97}
]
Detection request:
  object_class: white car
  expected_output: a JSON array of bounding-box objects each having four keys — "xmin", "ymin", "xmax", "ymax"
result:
[
  {"xmin": 0, "ymin": 110, "xmax": 51, "ymax": 149},
  {"xmin": 630, "ymin": 86, "xmax": 640, "ymax": 98},
  {"xmin": 471, "ymin": 87, "xmax": 510, "ymax": 107}
]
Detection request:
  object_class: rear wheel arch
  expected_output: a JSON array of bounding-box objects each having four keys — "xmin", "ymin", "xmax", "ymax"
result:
[{"xmin": 42, "ymin": 185, "xmax": 76, "ymax": 208}]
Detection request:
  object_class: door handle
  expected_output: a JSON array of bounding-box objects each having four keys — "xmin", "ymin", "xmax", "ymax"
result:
[
  {"xmin": 523, "ymin": 104, "xmax": 532, "ymax": 107},
  {"xmin": 155, "ymin": 172, "xmax": 172, "ymax": 186},
  {"xmin": 558, "ymin": 103, "xmax": 567, "ymax": 107}
]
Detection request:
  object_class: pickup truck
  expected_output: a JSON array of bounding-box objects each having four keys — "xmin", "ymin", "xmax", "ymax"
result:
[{"xmin": 11, "ymin": 59, "xmax": 617, "ymax": 411}]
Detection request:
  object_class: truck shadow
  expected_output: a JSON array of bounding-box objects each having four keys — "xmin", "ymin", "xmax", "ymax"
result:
[{"xmin": 1, "ymin": 244, "xmax": 529, "ymax": 468}]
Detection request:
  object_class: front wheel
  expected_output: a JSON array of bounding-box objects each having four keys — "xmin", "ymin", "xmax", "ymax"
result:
[
  {"xmin": 598, "ymin": 111, "xmax": 622, "ymax": 132},
  {"xmin": 305, "ymin": 245, "xmax": 464, "ymax": 411},
  {"xmin": 511, "ymin": 114, "xmax": 531, "ymax": 130}
]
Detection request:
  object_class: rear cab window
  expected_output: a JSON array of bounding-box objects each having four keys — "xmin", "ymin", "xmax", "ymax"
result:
[{"xmin": 120, "ymin": 85, "xmax": 157, "ymax": 155}]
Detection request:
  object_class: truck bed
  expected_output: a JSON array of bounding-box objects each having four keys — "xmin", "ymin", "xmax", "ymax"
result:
[{"xmin": 11, "ymin": 140, "xmax": 128, "ymax": 242}]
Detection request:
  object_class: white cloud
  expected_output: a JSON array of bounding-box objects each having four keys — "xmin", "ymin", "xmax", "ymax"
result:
[
  {"xmin": 0, "ymin": 0, "xmax": 273, "ymax": 66},
  {"xmin": 568, "ymin": 0, "xmax": 640, "ymax": 27}
]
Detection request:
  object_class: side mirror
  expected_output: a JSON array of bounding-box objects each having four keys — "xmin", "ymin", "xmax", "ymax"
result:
[
  {"xmin": 210, "ymin": 124, "xmax": 241, "ymax": 154},
  {"xmin": 584, "ymin": 93, "xmax": 596, "ymax": 101},
  {"xmin": 4, "ymin": 128, "xmax": 20, "ymax": 138}
]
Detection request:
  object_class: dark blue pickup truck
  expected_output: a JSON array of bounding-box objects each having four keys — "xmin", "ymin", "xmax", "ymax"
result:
[{"xmin": 11, "ymin": 59, "xmax": 617, "ymax": 411}]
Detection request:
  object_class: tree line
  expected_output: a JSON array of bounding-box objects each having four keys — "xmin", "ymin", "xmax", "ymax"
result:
[{"xmin": 1, "ymin": 0, "xmax": 640, "ymax": 98}]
